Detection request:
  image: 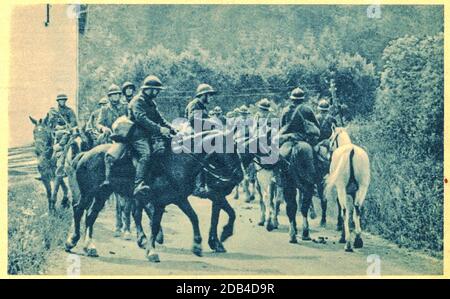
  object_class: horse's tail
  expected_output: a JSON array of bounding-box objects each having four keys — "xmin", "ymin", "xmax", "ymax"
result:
[{"xmin": 324, "ymin": 148, "xmax": 354, "ymax": 201}]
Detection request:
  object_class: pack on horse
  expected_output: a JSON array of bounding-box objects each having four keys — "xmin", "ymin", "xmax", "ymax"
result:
[
  {"xmin": 64, "ymin": 129, "xmax": 246, "ymax": 262},
  {"xmin": 324, "ymin": 126, "xmax": 370, "ymax": 252}
]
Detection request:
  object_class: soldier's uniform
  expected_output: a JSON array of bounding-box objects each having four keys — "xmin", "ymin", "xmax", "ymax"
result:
[
  {"xmin": 185, "ymin": 84, "xmax": 216, "ymax": 131},
  {"xmin": 47, "ymin": 94, "xmax": 77, "ymax": 178},
  {"xmin": 97, "ymin": 101, "xmax": 128, "ymax": 131},
  {"xmin": 127, "ymin": 75, "xmax": 174, "ymax": 196},
  {"xmin": 86, "ymin": 97, "xmax": 108, "ymax": 139}
]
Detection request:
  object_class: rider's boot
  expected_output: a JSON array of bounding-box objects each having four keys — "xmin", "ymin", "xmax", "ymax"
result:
[
  {"xmin": 99, "ymin": 154, "xmax": 114, "ymax": 190},
  {"xmin": 133, "ymin": 158, "xmax": 151, "ymax": 197}
]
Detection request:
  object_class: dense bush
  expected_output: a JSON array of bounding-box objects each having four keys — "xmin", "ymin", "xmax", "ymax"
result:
[
  {"xmin": 349, "ymin": 33, "xmax": 443, "ymax": 254},
  {"xmin": 79, "ymin": 33, "xmax": 377, "ymax": 122}
]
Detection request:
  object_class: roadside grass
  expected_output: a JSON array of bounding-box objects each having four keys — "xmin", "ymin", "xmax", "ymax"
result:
[
  {"xmin": 348, "ymin": 122, "xmax": 443, "ymax": 258},
  {"xmin": 8, "ymin": 177, "xmax": 72, "ymax": 274}
]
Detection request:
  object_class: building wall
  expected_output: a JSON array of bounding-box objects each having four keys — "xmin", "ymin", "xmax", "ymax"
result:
[{"xmin": 9, "ymin": 4, "xmax": 77, "ymax": 147}]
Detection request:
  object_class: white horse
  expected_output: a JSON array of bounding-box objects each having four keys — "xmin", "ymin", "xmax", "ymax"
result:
[
  {"xmin": 254, "ymin": 164, "xmax": 282, "ymax": 231},
  {"xmin": 325, "ymin": 127, "xmax": 370, "ymax": 252}
]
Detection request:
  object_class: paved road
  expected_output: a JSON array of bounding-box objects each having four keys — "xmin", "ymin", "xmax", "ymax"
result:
[{"xmin": 45, "ymin": 194, "xmax": 442, "ymax": 276}]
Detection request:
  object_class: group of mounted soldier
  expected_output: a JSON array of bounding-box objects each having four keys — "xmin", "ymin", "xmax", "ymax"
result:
[
  {"xmin": 33, "ymin": 71, "xmax": 374, "ymax": 259},
  {"xmin": 45, "ymin": 74, "xmax": 341, "ymax": 201}
]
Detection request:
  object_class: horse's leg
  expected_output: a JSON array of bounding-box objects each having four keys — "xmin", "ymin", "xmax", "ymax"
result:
[
  {"xmin": 121, "ymin": 196, "xmax": 133, "ymax": 241},
  {"xmin": 336, "ymin": 188, "xmax": 352, "ymax": 252},
  {"xmin": 243, "ymin": 176, "xmax": 252, "ymax": 203},
  {"xmin": 353, "ymin": 186, "xmax": 368, "ymax": 249},
  {"xmin": 83, "ymin": 194, "xmax": 107, "ymax": 257},
  {"xmin": 142, "ymin": 202, "xmax": 163, "ymax": 244},
  {"xmin": 60, "ymin": 179, "xmax": 70, "ymax": 208},
  {"xmin": 283, "ymin": 183, "xmax": 298, "ymax": 244},
  {"xmin": 336, "ymin": 198, "xmax": 343, "ymax": 231},
  {"xmin": 208, "ymin": 199, "xmax": 226, "ymax": 253},
  {"xmin": 220, "ymin": 197, "xmax": 236, "ymax": 243},
  {"xmin": 300, "ymin": 184, "xmax": 314, "ymax": 241},
  {"xmin": 65, "ymin": 193, "xmax": 92, "ymax": 251},
  {"xmin": 146, "ymin": 204, "xmax": 164, "ymax": 262},
  {"xmin": 176, "ymin": 199, "xmax": 203, "ymax": 257},
  {"xmin": 269, "ymin": 180, "xmax": 279, "ymax": 230},
  {"xmin": 50, "ymin": 178, "xmax": 61, "ymax": 212},
  {"xmin": 233, "ymin": 185, "xmax": 239, "ymax": 200},
  {"xmin": 258, "ymin": 194, "xmax": 265, "ymax": 226},
  {"xmin": 317, "ymin": 180, "xmax": 327, "ymax": 227},
  {"xmin": 114, "ymin": 193, "xmax": 123, "ymax": 237},
  {"xmin": 132, "ymin": 197, "xmax": 147, "ymax": 249},
  {"xmin": 42, "ymin": 178, "xmax": 52, "ymax": 212}
]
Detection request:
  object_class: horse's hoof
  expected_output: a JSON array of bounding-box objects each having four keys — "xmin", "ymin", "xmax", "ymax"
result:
[
  {"xmin": 192, "ymin": 244, "xmax": 202, "ymax": 257},
  {"xmin": 156, "ymin": 232, "xmax": 164, "ymax": 245},
  {"xmin": 113, "ymin": 229, "xmax": 122, "ymax": 238},
  {"xmin": 214, "ymin": 243, "xmax": 227, "ymax": 253},
  {"xmin": 289, "ymin": 236, "xmax": 298, "ymax": 244},
  {"xmin": 64, "ymin": 242, "xmax": 74, "ymax": 252},
  {"xmin": 258, "ymin": 221, "xmax": 264, "ymax": 226},
  {"xmin": 137, "ymin": 236, "xmax": 148, "ymax": 249},
  {"xmin": 345, "ymin": 245, "xmax": 354, "ymax": 253},
  {"xmin": 339, "ymin": 237, "xmax": 346, "ymax": 244},
  {"xmin": 220, "ymin": 226, "xmax": 233, "ymax": 242},
  {"xmin": 147, "ymin": 252, "xmax": 160, "ymax": 263},
  {"xmin": 302, "ymin": 230, "xmax": 311, "ymax": 241},
  {"xmin": 354, "ymin": 236, "xmax": 363, "ymax": 248},
  {"xmin": 266, "ymin": 222, "xmax": 274, "ymax": 232},
  {"xmin": 83, "ymin": 247, "xmax": 99, "ymax": 257},
  {"xmin": 123, "ymin": 231, "xmax": 132, "ymax": 241},
  {"xmin": 309, "ymin": 210, "xmax": 317, "ymax": 220}
]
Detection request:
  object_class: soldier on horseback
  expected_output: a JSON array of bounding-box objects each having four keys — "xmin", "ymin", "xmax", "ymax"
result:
[
  {"xmin": 96, "ymin": 84, "xmax": 128, "ymax": 136},
  {"xmin": 279, "ymin": 87, "xmax": 320, "ymax": 183},
  {"xmin": 185, "ymin": 83, "xmax": 217, "ymax": 196},
  {"xmin": 127, "ymin": 75, "xmax": 175, "ymax": 197}
]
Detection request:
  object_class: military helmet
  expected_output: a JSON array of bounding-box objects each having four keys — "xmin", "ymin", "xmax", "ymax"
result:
[
  {"xmin": 56, "ymin": 94, "xmax": 68, "ymax": 102},
  {"xmin": 233, "ymin": 107, "xmax": 241, "ymax": 115},
  {"xmin": 107, "ymin": 84, "xmax": 122, "ymax": 96},
  {"xmin": 256, "ymin": 98, "xmax": 271, "ymax": 111},
  {"xmin": 195, "ymin": 83, "xmax": 217, "ymax": 98},
  {"xmin": 239, "ymin": 105, "xmax": 251, "ymax": 115},
  {"xmin": 318, "ymin": 99, "xmax": 330, "ymax": 111},
  {"xmin": 226, "ymin": 111, "xmax": 234, "ymax": 118},
  {"xmin": 208, "ymin": 110, "xmax": 216, "ymax": 117},
  {"xmin": 121, "ymin": 81, "xmax": 136, "ymax": 93},
  {"xmin": 213, "ymin": 106, "xmax": 223, "ymax": 114},
  {"xmin": 141, "ymin": 75, "xmax": 165, "ymax": 90},
  {"xmin": 289, "ymin": 87, "xmax": 305, "ymax": 101},
  {"xmin": 99, "ymin": 97, "xmax": 109, "ymax": 105}
]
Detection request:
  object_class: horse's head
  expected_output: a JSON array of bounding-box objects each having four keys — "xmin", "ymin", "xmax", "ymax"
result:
[
  {"xmin": 329, "ymin": 125, "xmax": 352, "ymax": 151},
  {"xmin": 29, "ymin": 115, "xmax": 53, "ymax": 158}
]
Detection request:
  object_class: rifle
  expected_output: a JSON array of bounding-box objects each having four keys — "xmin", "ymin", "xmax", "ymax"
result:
[{"xmin": 329, "ymin": 78, "xmax": 345, "ymax": 126}]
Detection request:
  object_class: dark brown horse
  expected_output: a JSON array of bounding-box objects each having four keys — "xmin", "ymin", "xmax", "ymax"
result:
[{"xmin": 64, "ymin": 131, "xmax": 247, "ymax": 262}]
